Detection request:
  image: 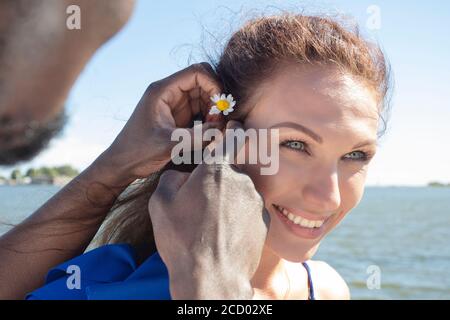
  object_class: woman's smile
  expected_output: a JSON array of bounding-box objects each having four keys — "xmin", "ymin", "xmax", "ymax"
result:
[{"xmin": 272, "ymin": 204, "xmax": 334, "ymax": 240}]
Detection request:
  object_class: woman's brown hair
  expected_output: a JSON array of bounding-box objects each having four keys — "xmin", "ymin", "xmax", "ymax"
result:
[{"xmin": 92, "ymin": 13, "xmax": 392, "ymax": 264}]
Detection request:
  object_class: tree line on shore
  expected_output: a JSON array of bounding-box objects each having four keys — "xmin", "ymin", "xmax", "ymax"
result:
[{"xmin": 0, "ymin": 165, "xmax": 79, "ymax": 182}]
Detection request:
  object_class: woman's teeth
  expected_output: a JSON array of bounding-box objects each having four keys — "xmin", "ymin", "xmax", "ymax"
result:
[{"xmin": 275, "ymin": 205, "xmax": 324, "ymax": 229}]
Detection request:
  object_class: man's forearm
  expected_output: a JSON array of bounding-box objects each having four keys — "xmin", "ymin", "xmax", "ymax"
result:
[
  {"xmin": 0, "ymin": 150, "xmax": 135, "ymax": 299},
  {"xmin": 171, "ymin": 276, "xmax": 254, "ymax": 300},
  {"xmin": 168, "ymin": 259, "xmax": 255, "ymax": 300}
]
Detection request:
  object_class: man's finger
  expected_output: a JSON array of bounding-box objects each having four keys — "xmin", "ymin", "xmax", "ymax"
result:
[
  {"xmin": 161, "ymin": 63, "xmax": 223, "ymax": 116},
  {"xmin": 154, "ymin": 170, "xmax": 190, "ymax": 202},
  {"xmin": 223, "ymin": 120, "xmax": 246, "ymax": 165},
  {"xmin": 225, "ymin": 124, "xmax": 247, "ymax": 174},
  {"xmin": 204, "ymin": 120, "xmax": 246, "ymax": 171}
]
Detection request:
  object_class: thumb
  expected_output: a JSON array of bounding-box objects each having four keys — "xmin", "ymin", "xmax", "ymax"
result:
[
  {"xmin": 203, "ymin": 120, "xmax": 246, "ymax": 172},
  {"xmin": 223, "ymin": 120, "xmax": 246, "ymax": 172},
  {"xmin": 154, "ymin": 169, "xmax": 190, "ymax": 203}
]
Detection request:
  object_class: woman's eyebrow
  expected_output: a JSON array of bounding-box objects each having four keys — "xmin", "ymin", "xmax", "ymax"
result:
[
  {"xmin": 269, "ymin": 122, "xmax": 323, "ymax": 143},
  {"xmin": 352, "ymin": 139, "xmax": 377, "ymax": 149}
]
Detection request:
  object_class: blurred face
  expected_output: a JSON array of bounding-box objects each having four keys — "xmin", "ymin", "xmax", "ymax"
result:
[
  {"xmin": 0, "ymin": 0, "xmax": 135, "ymax": 165},
  {"xmin": 240, "ymin": 64, "xmax": 379, "ymax": 262},
  {"xmin": 0, "ymin": 110, "xmax": 66, "ymax": 165}
]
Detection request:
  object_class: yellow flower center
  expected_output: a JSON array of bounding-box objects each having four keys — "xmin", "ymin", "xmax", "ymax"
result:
[{"xmin": 216, "ymin": 99, "xmax": 230, "ymax": 111}]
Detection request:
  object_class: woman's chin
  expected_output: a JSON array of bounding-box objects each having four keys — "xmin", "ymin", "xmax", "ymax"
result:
[{"xmin": 265, "ymin": 232, "xmax": 321, "ymax": 262}]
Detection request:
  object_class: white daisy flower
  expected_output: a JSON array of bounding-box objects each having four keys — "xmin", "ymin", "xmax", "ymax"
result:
[{"xmin": 209, "ymin": 93, "xmax": 236, "ymax": 116}]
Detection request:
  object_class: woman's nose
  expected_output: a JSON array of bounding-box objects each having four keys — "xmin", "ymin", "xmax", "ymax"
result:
[{"xmin": 301, "ymin": 168, "xmax": 341, "ymax": 213}]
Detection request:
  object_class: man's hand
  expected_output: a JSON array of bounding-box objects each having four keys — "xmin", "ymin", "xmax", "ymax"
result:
[
  {"xmin": 148, "ymin": 121, "xmax": 270, "ymax": 299},
  {"xmin": 103, "ymin": 62, "xmax": 225, "ymax": 182},
  {"xmin": 0, "ymin": 62, "xmax": 224, "ymax": 299}
]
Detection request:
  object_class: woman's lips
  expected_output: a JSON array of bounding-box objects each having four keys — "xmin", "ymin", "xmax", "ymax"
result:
[
  {"xmin": 272, "ymin": 204, "xmax": 332, "ymax": 240},
  {"xmin": 275, "ymin": 204, "xmax": 330, "ymax": 221}
]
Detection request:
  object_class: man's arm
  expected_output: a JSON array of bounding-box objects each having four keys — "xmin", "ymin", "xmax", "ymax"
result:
[
  {"xmin": 0, "ymin": 150, "xmax": 134, "ymax": 299},
  {"xmin": 149, "ymin": 121, "xmax": 270, "ymax": 299},
  {"xmin": 0, "ymin": 63, "xmax": 224, "ymax": 299}
]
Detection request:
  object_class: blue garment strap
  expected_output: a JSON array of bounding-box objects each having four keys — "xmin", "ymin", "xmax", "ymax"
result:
[{"xmin": 301, "ymin": 262, "xmax": 315, "ymax": 300}]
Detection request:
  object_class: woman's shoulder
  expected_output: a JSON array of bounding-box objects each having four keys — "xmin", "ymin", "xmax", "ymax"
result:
[{"xmin": 307, "ymin": 260, "xmax": 350, "ymax": 300}]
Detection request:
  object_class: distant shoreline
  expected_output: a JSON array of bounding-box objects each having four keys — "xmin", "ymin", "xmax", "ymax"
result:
[
  {"xmin": 0, "ymin": 176, "xmax": 74, "ymax": 187},
  {"xmin": 0, "ymin": 165, "xmax": 79, "ymax": 187}
]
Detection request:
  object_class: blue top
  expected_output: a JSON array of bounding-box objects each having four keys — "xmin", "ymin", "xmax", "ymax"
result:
[{"xmin": 26, "ymin": 244, "xmax": 315, "ymax": 300}]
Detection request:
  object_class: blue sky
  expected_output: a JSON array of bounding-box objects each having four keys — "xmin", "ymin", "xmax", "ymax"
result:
[{"xmin": 2, "ymin": 0, "xmax": 450, "ymax": 186}]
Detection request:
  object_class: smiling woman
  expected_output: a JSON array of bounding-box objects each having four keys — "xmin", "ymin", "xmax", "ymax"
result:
[
  {"xmin": 27, "ymin": 12, "xmax": 392, "ymax": 300},
  {"xmin": 239, "ymin": 63, "xmax": 382, "ymax": 266}
]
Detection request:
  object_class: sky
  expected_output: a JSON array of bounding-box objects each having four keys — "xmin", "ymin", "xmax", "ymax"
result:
[{"xmin": 1, "ymin": 0, "xmax": 450, "ymax": 186}]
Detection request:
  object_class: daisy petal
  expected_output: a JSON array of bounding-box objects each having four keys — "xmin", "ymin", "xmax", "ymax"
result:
[{"xmin": 209, "ymin": 106, "xmax": 221, "ymax": 115}]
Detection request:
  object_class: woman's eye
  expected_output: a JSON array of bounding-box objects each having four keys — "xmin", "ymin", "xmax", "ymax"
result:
[
  {"xmin": 283, "ymin": 140, "xmax": 306, "ymax": 152},
  {"xmin": 281, "ymin": 140, "xmax": 370, "ymax": 162},
  {"xmin": 343, "ymin": 151, "xmax": 367, "ymax": 161}
]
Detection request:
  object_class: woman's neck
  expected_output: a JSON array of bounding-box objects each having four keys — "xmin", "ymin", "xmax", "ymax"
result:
[{"xmin": 250, "ymin": 245, "xmax": 290, "ymax": 299}]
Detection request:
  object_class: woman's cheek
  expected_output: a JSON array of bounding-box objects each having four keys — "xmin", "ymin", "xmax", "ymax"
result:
[
  {"xmin": 237, "ymin": 140, "xmax": 278, "ymax": 198},
  {"xmin": 241, "ymin": 154, "xmax": 302, "ymax": 207},
  {"xmin": 331, "ymin": 167, "xmax": 369, "ymax": 227},
  {"xmin": 241, "ymin": 162, "xmax": 275, "ymax": 199},
  {"xmin": 343, "ymin": 165, "xmax": 369, "ymax": 207}
]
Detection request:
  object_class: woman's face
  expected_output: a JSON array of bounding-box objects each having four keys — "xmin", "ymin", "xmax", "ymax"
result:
[{"xmin": 239, "ymin": 64, "xmax": 379, "ymax": 262}]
